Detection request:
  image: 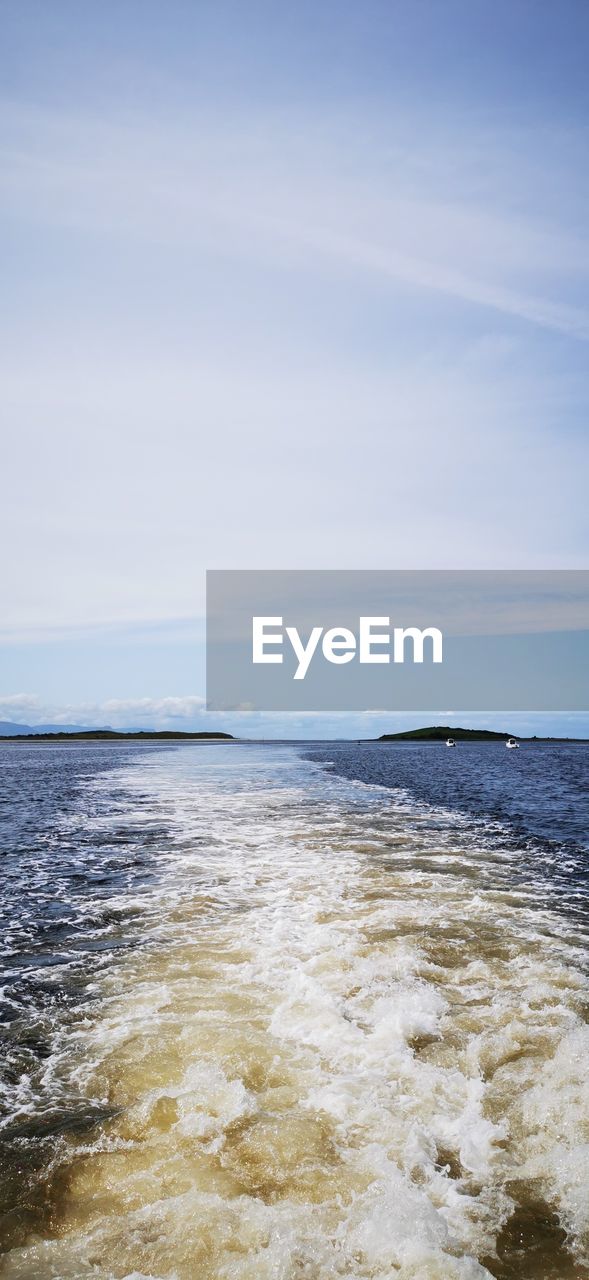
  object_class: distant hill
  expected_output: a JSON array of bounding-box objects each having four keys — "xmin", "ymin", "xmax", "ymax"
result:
[
  {"xmin": 1, "ymin": 728, "xmax": 235, "ymax": 741},
  {"xmin": 0, "ymin": 720, "xmax": 107, "ymax": 736},
  {"xmin": 377, "ymin": 726, "xmax": 514, "ymax": 742},
  {"xmin": 375, "ymin": 727, "xmax": 588, "ymax": 743}
]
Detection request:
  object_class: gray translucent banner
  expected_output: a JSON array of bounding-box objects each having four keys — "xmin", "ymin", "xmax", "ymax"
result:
[{"xmin": 206, "ymin": 570, "xmax": 589, "ymax": 711}]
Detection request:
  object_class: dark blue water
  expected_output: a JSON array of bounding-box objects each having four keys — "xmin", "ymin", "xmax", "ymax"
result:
[
  {"xmin": 305, "ymin": 741, "xmax": 589, "ymax": 911},
  {"xmin": 0, "ymin": 742, "xmax": 180, "ymax": 1146}
]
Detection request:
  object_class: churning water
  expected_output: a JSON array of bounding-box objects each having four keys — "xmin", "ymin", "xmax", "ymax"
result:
[{"xmin": 0, "ymin": 741, "xmax": 587, "ymax": 1279}]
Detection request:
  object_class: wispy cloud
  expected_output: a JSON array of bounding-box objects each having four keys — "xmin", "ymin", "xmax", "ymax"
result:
[
  {"xmin": 1, "ymin": 94, "xmax": 587, "ymax": 642},
  {"xmin": 2, "ymin": 103, "xmax": 588, "ymax": 338}
]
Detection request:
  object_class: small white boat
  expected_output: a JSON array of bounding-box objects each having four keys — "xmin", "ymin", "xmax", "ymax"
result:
[
  {"xmin": 446, "ymin": 737, "xmax": 456, "ymax": 747},
  {"xmin": 506, "ymin": 737, "xmax": 519, "ymax": 749}
]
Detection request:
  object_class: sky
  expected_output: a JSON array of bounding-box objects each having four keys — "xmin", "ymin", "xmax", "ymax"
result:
[{"xmin": 1, "ymin": 0, "xmax": 588, "ymax": 736}]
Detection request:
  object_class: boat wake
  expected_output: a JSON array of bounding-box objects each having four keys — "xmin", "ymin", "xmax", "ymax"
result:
[{"xmin": 1, "ymin": 745, "xmax": 588, "ymax": 1279}]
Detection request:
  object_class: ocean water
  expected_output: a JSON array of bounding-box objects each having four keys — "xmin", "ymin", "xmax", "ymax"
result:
[{"xmin": 0, "ymin": 740, "xmax": 587, "ymax": 1279}]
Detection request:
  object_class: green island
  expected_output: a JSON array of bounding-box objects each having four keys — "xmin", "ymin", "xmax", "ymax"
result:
[
  {"xmin": 375, "ymin": 726, "xmax": 584, "ymax": 742},
  {"xmin": 2, "ymin": 730, "xmax": 235, "ymax": 741}
]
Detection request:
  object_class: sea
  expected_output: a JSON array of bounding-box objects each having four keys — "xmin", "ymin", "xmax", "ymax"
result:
[{"xmin": 0, "ymin": 740, "xmax": 587, "ymax": 1279}]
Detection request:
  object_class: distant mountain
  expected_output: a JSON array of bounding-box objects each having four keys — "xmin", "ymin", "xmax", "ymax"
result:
[{"xmin": 0, "ymin": 721, "xmax": 111, "ymax": 736}]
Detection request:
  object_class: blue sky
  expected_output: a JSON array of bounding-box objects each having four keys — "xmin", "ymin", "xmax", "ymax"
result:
[{"xmin": 1, "ymin": 1, "xmax": 588, "ymax": 736}]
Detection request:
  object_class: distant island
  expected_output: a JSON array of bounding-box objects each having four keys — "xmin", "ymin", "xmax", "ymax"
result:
[
  {"xmin": 377, "ymin": 726, "xmax": 513, "ymax": 742},
  {"xmin": 375, "ymin": 726, "xmax": 586, "ymax": 742},
  {"xmin": 1, "ymin": 730, "xmax": 235, "ymax": 741}
]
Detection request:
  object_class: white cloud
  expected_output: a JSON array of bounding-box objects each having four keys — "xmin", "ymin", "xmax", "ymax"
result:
[
  {"xmin": 0, "ymin": 694, "xmax": 206, "ymax": 729},
  {"xmin": 1, "ymin": 693, "xmax": 586, "ymax": 740},
  {"xmin": 0, "ymin": 693, "xmax": 43, "ymax": 718},
  {"xmin": 99, "ymin": 696, "xmax": 206, "ymax": 724}
]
